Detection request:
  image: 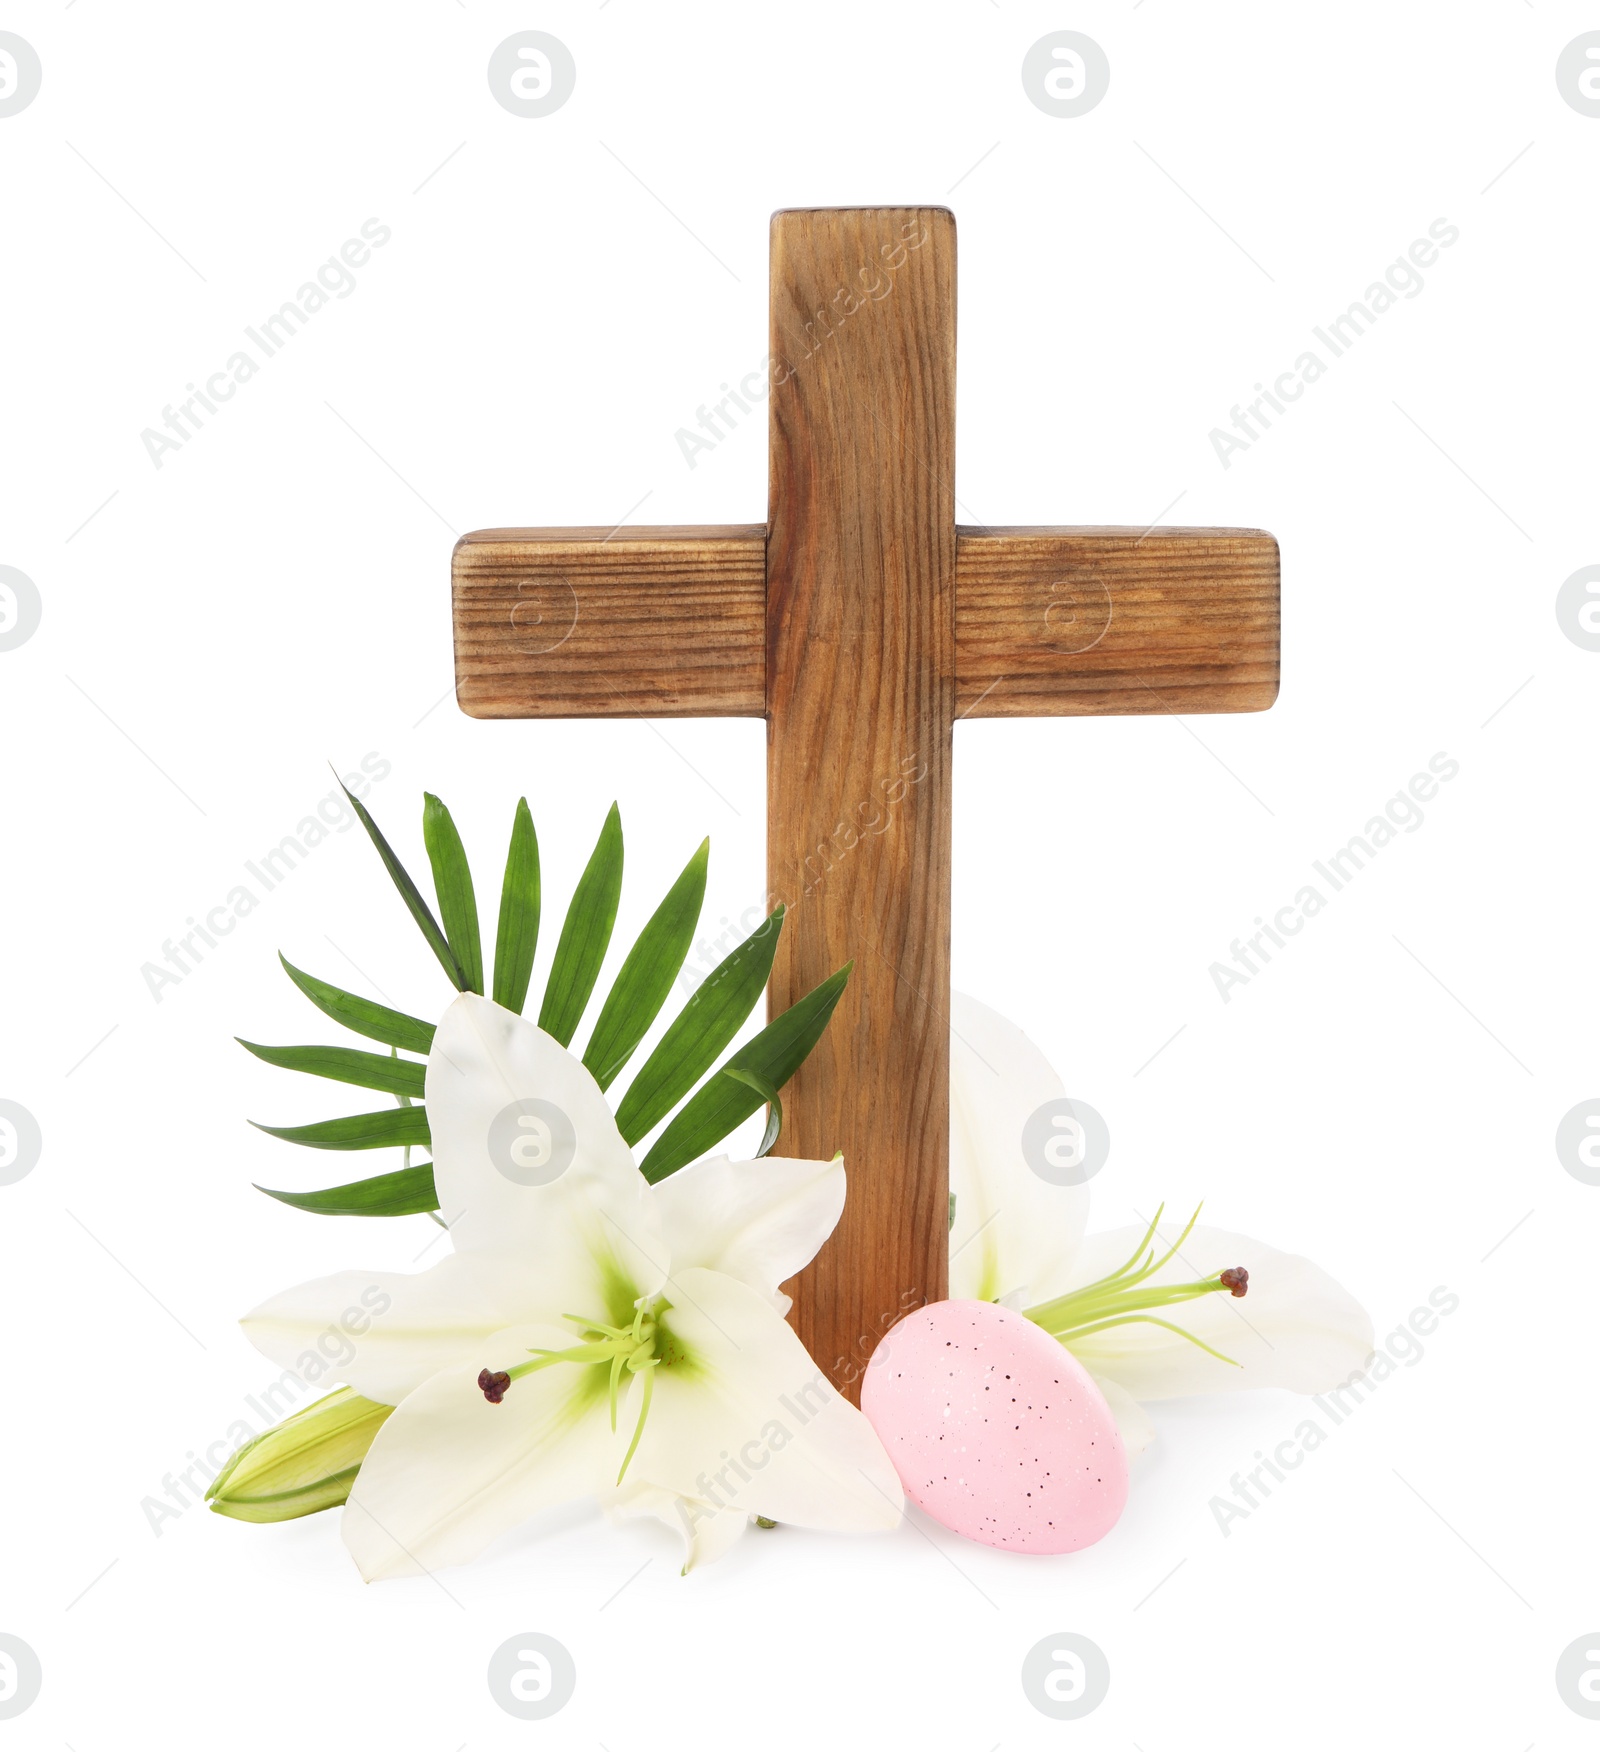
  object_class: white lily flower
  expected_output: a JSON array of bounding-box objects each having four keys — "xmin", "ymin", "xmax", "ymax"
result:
[
  {"xmin": 949, "ymin": 993, "xmax": 1374, "ymax": 1454},
  {"xmin": 242, "ymin": 993, "xmax": 903, "ymax": 1579}
]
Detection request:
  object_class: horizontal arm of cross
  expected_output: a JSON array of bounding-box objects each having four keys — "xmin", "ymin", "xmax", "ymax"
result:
[{"xmin": 452, "ymin": 523, "xmax": 1279, "ymax": 720}]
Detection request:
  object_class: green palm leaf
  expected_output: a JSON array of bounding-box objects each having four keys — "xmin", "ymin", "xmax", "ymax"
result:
[
  {"xmin": 256, "ymin": 1163, "xmax": 438, "ymax": 1216},
  {"xmin": 422, "ymin": 793, "xmax": 482, "ymax": 994},
  {"xmin": 253, "ymin": 800, "xmax": 848, "ymax": 1216},
  {"xmin": 492, "ymin": 798, "xmax": 540, "ymax": 1012},
  {"xmin": 236, "ymin": 1040, "xmax": 426, "ymax": 1099},
  {"xmin": 614, "ymin": 907, "xmax": 783, "ymax": 1145},
  {"xmin": 638, "ymin": 963, "xmax": 851, "ymax": 1182},
  {"xmin": 250, "ymin": 1107, "xmax": 431, "ymax": 1151},
  {"xmin": 277, "ymin": 956, "xmax": 436, "ymax": 1054},
  {"xmin": 538, "ymin": 803, "xmax": 623, "ymax": 1046},
  {"xmin": 339, "ymin": 777, "xmax": 465, "ymax": 991},
  {"xmin": 722, "ymin": 1067, "xmax": 782, "ymax": 1157},
  {"xmin": 583, "ymin": 838, "xmax": 708, "ymax": 1090}
]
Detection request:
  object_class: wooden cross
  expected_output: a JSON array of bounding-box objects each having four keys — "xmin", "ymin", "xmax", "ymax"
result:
[{"xmin": 451, "ymin": 207, "xmax": 1278, "ymax": 1402}]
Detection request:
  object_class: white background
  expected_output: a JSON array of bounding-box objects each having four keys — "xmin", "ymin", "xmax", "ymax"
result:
[{"xmin": 3, "ymin": 2, "xmax": 1596, "ymax": 1745}]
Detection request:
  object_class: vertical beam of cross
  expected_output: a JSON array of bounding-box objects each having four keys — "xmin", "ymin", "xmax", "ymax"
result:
[{"xmin": 765, "ymin": 207, "xmax": 956, "ymax": 1392}]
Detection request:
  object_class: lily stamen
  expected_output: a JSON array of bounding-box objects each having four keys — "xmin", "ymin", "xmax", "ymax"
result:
[
  {"xmin": 1022, "ymin": 1203, "xmax": 1251, "ymax": 1367},
  {"xmin": 476, "ymin": 1302, "xmax": 669, "ymax": 1485}
]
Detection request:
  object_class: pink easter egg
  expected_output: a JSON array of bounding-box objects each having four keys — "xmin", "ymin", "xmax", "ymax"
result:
[{"xmin": 861, "ymin": 1299, "xmax": 1128, "ymax": 1554}]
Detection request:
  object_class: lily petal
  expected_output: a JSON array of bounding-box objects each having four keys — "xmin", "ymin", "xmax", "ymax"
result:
[
  {"xmin": 949, "ymin": 992, "xmax": 1090, "ymax": 1305},
  {"xmin": 599, "ymin": 1479, "xmax": 751, "ymax": 1573},
  {"xmin": 631, "ymin": 1266, "xmax": 903, "ymax": 1536},
  {"xmin": 240, "ymin": 1253, "xmax": 542, "ymax": 1406},
  {"xmin": 646, "ymin": 1153, "xmax": 845, "ymax": 1308},
  {"xmin": 426, "ymin": 993, "xmax": 645, "ymax": 1253},
  {"xmin": 342, "ymin": 1322, "xmax": 619, "ymax": 1581},
  {"xmin": 1062, "ymin": 1224, "xmax": 1376, "ymax": 1402},
  {"xmin": 1093, "ymin": 1374, "xmax": 1156, "ymax": 1458}
]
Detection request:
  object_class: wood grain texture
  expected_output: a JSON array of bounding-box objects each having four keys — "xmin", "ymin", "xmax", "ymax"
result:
[
  {"xmin": 766, "ymin": 207, "xmax": 956, "ymax": 1400},
  {"xmin": 454, "ymin": 522, "xmax": 1279, "ymax": 722},
  {"xmin": 954, "ymin": 525, "xmax": 1279, "ymax": 717},
  {"xmin": 453, "ymin": 526, "xmax": 766, "ymax": 718}
]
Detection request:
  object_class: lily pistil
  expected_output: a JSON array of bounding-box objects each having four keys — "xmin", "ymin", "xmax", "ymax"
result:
[{"xmin": 1024, "ymin": 1204, "xmax": 1251, "ymax": 1366}]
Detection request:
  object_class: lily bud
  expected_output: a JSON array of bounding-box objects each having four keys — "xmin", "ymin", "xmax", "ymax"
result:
[{"xmin": 207, "ymin": 1386, "xmax": 392, "ymax": 1523}]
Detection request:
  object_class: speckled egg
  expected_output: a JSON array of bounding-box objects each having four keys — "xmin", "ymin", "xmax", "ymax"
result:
[{"xmin": 860, "ymin": 1299, "xmax": 1128, "ymax": 1554}]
